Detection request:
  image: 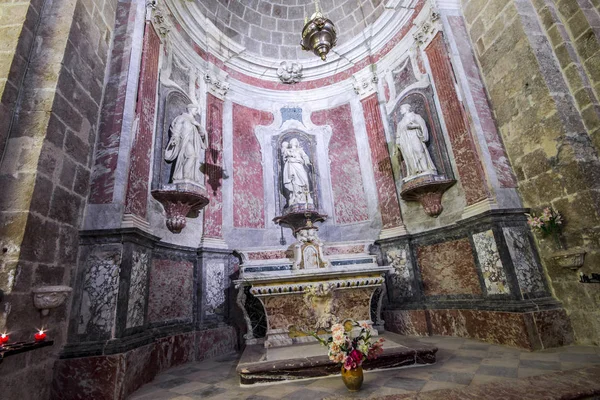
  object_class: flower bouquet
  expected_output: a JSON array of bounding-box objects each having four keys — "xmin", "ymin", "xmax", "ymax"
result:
[
  {"xmin": 311, "ymin": 321, "xmax": 384, "ymax": 391},
  {"xmin": 526, "ymin": 207, "xmax": 563, "ymax": 249}
]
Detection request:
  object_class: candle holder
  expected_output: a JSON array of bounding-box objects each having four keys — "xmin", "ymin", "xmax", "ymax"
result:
[{"xmin": 0, "ymin": 340, "xmax": 53, "ymax": 364}]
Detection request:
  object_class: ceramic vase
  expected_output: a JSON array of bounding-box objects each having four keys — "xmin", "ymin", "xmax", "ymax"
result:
[{"xmin": 341, "ymin": 366, "xmax": 363, "ymax": 391}]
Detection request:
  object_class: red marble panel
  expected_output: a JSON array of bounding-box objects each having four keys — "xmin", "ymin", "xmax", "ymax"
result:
[
  {"xmin": 324, "ymin": 244, "xmax": 366, "ymax": 256},
  {"xmin": 428, "ymin": 309, "xmax": 534, "ymax": 349},
  {"xmin": 147, "ymin": 258, "xmax": 194, "ymax": 323},
  {"xmin": 247, "ymin": 250, "xmax": 288, "ymax": 260},
  {"xmin": 417, "ymin": 238, "xmax": 482, "ymax": 296},
  {"xmin": 152, "ymin": 332, "xmax": 196, "ymax": 374},
  {"xmin": 203, "ymin": 94, "xmax": 224, "ymax": 238},
  {"xmin": 232, "ymin": 104, "xmax": 273, "ymax": 228},
  {"xmin": 196, "ymin": 326, "xmax": 237, "ymax": 361},
  {"xmin": 120, "ymin": 343, "xmax": 157, "ymax": 399},
  {"xmin": 360, "ymin": 94, "xmax": 403, "ymax": 229},
  {"xmin": 168, "ymin": 1, "xmax": 425, "ymax": 91},
  {"xmin": 383, "ymin": 309, "xmax": 429, "ymax": 336},
  {"xmin": 425, "ymin": 33, "xmax": 489, "ymax": 205},
  {"xmin": 533, "ymin": 308, "xmax": 574, "ymax": 348},
  {"xmin": 447, "ymin": 16, "xmax": 517, "ymax": 188},
  {"xmin": 311, "ymin": 104, "xmax": 369, "ymax": 224},
  {"xmin": 89, "ymin": 2, "xmax": 140, "ymax": 203},
  {"xmin": 124, "ymin": 24, "xmax": 160, "ymax": 217},
  {"xmin": 52, "ymin": 354, "xmax": 125, "ymax": 400}
]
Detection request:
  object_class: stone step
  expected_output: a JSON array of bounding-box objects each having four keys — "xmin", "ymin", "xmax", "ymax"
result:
[{"xmin": 236, "ymin": 335, "xmax": 438, "ymax": 385}]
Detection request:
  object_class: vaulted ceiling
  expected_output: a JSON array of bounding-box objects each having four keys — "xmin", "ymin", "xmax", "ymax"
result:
[{"xmin": 194, "ymin": 0, "xmax": 385, "ymax": 59}]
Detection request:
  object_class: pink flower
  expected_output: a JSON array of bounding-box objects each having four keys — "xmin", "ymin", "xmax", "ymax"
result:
[
  {"xmin": 343, "ymin": 356, "xmax": 357, "ymax": 370},
  {"xmin": 350, "ymin": 349, "xmax": 363, "ymax": 363}
]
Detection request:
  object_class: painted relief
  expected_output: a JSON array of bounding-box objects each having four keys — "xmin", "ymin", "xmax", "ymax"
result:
[
  {"xmin": 78, "ymin": 250, "xmax": 121, "ymax": 335},
  {"xmin": 472, "ymin": 230, "xmax": 510, "ymax": 295},
  {"xmin": 126, "ymin": 251, "xmax": 149, "ymax": 329},
  {"xmin": 503, "ymin": 228, "xmax": 545, "ymax": 294}
]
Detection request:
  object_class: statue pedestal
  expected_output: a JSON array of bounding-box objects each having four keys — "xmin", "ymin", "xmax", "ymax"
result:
[
  {"xmin": 151, "ymin": 183, "xmax": 209, "ymax": 233},
  {"xmin": 400, "ymin": 174, "xmax": 455, "ymax": 217},
  {"xmin": 237, "ymin": 261, "xmax": 390, "ymax": 348}
]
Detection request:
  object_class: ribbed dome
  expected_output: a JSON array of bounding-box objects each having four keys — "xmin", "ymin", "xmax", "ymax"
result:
[{"xmin": 194, "ymin": 0, "xmax": 385, "ymax": 59}]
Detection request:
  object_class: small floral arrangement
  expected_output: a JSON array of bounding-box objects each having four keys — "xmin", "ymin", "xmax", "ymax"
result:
[
  {"xmin": 527, "ymin": 207, "xmax": 563, "ymax": 248},
  {"xmin": 312, "ymin": 321, "xmax": 384, "ymax": 370}
]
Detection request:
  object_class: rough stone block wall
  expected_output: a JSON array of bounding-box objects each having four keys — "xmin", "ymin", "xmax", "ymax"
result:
[
  {"xmin": 0, "ymin": 0, "xmax": 34, "ymax": 158},
  {"xmin": 0, "ymin": 0, "xmax": 117, "ymax": 398},
  {"xmin": 461, "ymin": 0, "xmax": 600, "ymax": 344}
]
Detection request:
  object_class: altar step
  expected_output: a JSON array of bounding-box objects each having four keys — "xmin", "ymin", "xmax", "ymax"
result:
[{"xmin": 236, "ymin": 333, "xmax": 438, "ymax": 385}]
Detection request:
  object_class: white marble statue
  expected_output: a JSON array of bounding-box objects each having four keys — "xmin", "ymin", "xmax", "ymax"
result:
[
  {"xmin": 282, "ymin": 138, "xmax": 314, "ymax": 206},
  {"xmin": 164, "ymin": 104, "xmax": 207, "ymax": 184},
  {"xmin": 394, "ymin": 104, "xmax": 438, "ymax": 181}
]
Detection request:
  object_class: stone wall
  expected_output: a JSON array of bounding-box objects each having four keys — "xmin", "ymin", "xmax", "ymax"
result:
[
  {"xmin": 0, "ymin": 0, "xmax": 117, "ymax": 398},
  {"xmin": 461, "ymin": 0, "xmax": 600, "ymax": 344}
]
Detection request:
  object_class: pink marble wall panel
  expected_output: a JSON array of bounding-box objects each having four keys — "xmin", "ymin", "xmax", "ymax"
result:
[
  {"xmin": 447, "ymin": 16, "xmax": 517, "ymax": 188},
  {"xmin": 417, "ymin": 238, "xmax": 482, "ymax": 296},
  {"xmin": 383, "ymin": 309, "xmax": 429, "ymax": 336},
  {"xmin": 324, "ymin": 244, "xmax": 366, "ymax": 256},
  {"xmin": 124, "ymin": 24, "xmax": 160, "ymax": 217},
  {"xmin": 425, "ymin": 34, "xmax": 489, "ymax": 205},
  {"xmin": 360, "ymin": 94, "xmax": 403, "ymax": 229},
  {"xmin": 203, "ymin": 94, "xmax": 224, "ymax": 238},
  {"xmin": 232, "ymin": 104, "xmax": 273, "ymax": 228},
  {"xmin": 168, "ymin": 1, "xmax": 425, "ymax": 92},
  {"xmin": 147, "ymin": 259, "xmax": 194, "ymax": 323},
  {"xmin": 152, "ymin": 332, "xmax": 196, "ymax": 374},
  {"xmin": 428, "ymin": 309, "xmax": 534, "ymax": 349},
  {"xmin": 533, "ymin": 309, "xmax": 574, "ymax": 348},
  {"xmin": 52, "ymin": 353, "xmax": 125, "ymax": 400},
  {"xmin": 121, "ymin": 343, "xmax": 157, "ymax": 398},
  {"xmin": 311, "ymin": 104, "xmax": 369, "ymax": 224},
  {"xmin": 89, "ymin": 2, "xmax": 140, "ymax": 203},
  {"xmin": 196, "ymin": 326, "xmax": 237, "ymax": 361}
]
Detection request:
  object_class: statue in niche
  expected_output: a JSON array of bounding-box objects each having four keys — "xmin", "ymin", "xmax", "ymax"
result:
[
  {"xmin": 164, "ymin": 104, "xmax": 207, "ymax": 184},
  {"xmin": 394, "ymin": 104, "xmax": 438, "ymax": 181},
  {"xmin": 281, "ymin": 138, "xmax": 314, "ymax": 206}
]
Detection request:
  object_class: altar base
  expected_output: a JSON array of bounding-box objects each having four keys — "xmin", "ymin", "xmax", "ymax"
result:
[{"xmin": 236, "ymin": 333, "xmax": 437, "ymax": 385}]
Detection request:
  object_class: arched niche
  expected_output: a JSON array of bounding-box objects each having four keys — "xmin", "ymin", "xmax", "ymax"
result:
[
  {"xmin": 152, "ymin": 89, "xmax": 197, "ymax": 189},
  {"xmin": 272, "ymin": 130, "xmax": 320, "ymax": 215},
  {"xmin": 389, "ymin": 88, "xmax": 454, "ymax": 181}
]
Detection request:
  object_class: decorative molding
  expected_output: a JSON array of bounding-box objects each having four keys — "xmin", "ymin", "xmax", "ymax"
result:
[
  {"xmin": 204, "ymin": 72, "xmax": 230, "ymax": 99},
  {"xmin": 277, "ymin": 61, "xmax": 303, "ymax": 84},
  {"xmin": 249, "ymin": 276, "xmax": 386, "ymax": 297},
  {"xmin": 148, "ymin": 1, "xmax": 172, "ymax": 37},
  {"xmin": 413, "ymin": 10, "xmax": 442, "ymax": 48},
  {"xmin": 352, "ymin": 67, "xmax": 379, "ymax": 99}
]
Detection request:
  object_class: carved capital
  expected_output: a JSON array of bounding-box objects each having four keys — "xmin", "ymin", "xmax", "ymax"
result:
[
  {"xmin": 413, "ymin": 10, "xmax": 443, "ymax": 47},
  {"xmin": 204, "ymin": 73, "xmax": 230, "ymax": 99}
]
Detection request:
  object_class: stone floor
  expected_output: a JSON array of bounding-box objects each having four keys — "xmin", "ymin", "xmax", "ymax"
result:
[{"xmin": 128, "ymin": 334, "xmax": 600, "ymax": 400}]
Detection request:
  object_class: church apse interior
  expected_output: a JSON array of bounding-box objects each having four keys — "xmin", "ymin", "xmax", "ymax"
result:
[{"xmin": 1, "ymin": 0, "xmax": 600, "ymax": 398}]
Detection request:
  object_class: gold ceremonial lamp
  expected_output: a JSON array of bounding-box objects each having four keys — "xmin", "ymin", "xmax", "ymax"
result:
[{"xmin": 301, "ymin": 0, "xmax": 337, "ymax": 61}]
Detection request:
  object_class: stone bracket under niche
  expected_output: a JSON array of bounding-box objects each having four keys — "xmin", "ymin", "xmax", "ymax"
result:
[
  {"xmin": 151, "ymin": 183, "xmax": 209, "ymax": 233},
  {"xmin": 400, "ymin": 175, "xmax": 455, "ymax": 217}
]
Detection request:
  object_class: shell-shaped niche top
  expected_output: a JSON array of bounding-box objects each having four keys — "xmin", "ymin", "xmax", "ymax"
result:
[{"xmin": 32, "ymin": 286, "xmax": 73, "ymax": 316}]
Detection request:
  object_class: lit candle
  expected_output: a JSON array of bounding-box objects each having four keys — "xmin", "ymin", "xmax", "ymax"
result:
[
  {"xmin": 34, "ymin": 330, "xmax": 47, "ymax": 342},
  {"xmin": 0, "ymin": 333, "xmax": 9, "ymax": 345}
]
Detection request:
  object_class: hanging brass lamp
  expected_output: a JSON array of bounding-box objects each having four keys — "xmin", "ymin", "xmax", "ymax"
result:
[{"xmin": 300, "ymin": 0, "xmax": 337, "ymax": 61}]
